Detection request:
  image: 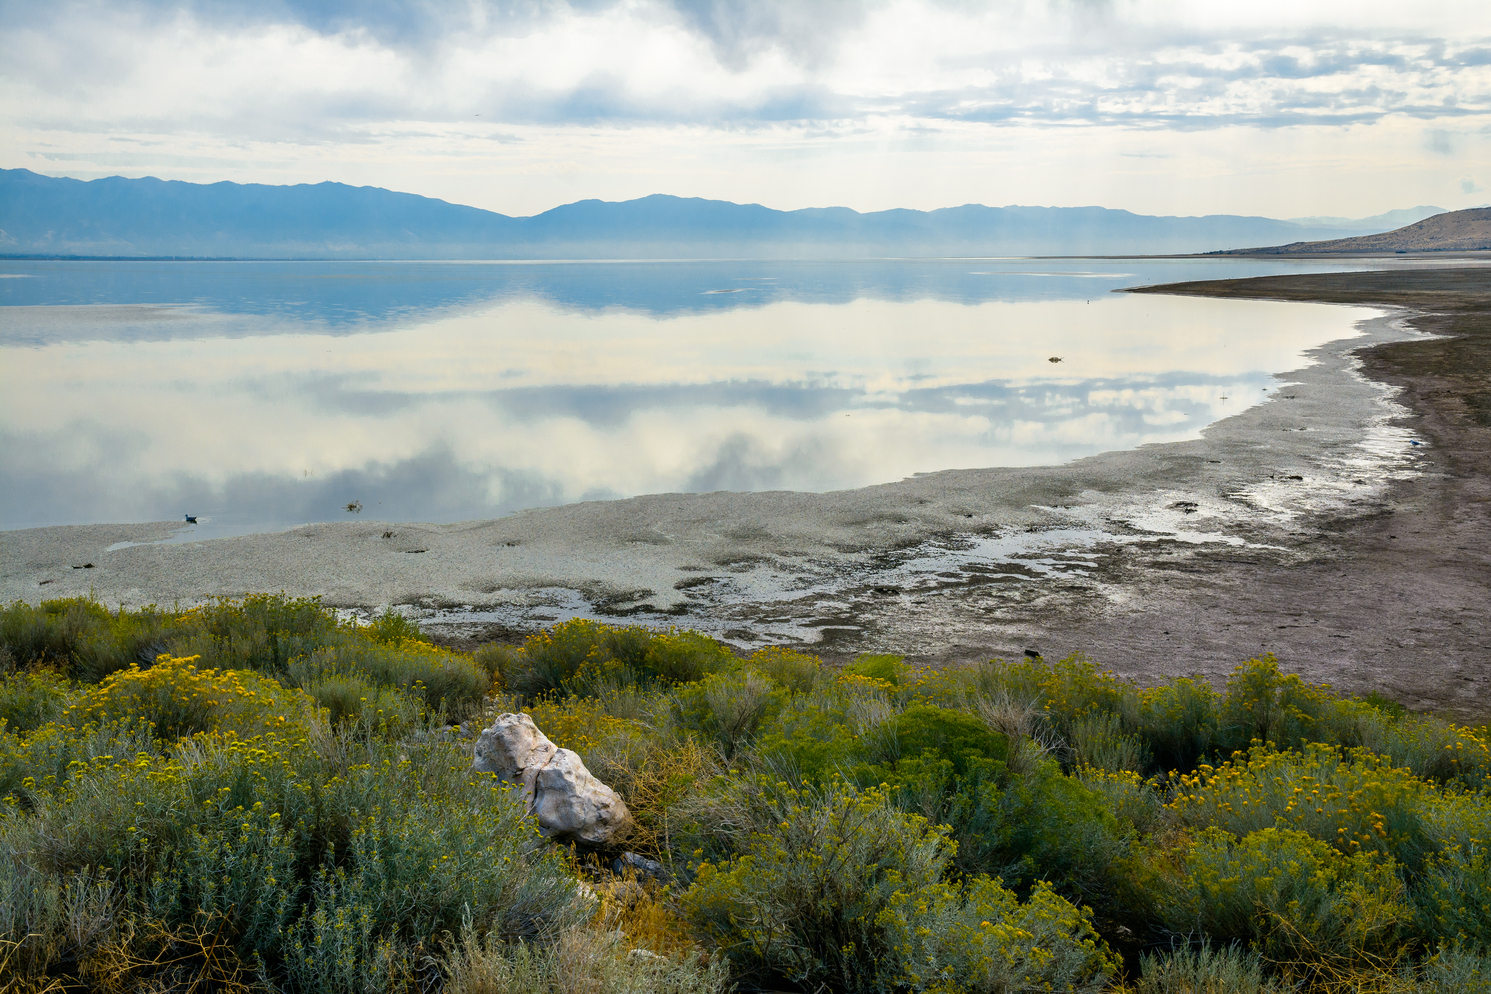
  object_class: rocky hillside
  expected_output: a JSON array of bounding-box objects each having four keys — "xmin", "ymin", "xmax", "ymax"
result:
[{"xmin": 1222, "ymin": 206, "xmax": 1491, "ymax": 254}]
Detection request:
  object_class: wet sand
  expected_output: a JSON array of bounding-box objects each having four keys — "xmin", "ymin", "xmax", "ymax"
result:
[{"xmin": 5, "ymin": 268, "xmax": 1488, "ymax": 720}]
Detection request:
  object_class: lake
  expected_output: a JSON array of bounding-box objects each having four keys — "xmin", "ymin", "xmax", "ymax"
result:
[{"xmin": 0, "ymin": 256, "xmax": 1431, "ymax": 536}]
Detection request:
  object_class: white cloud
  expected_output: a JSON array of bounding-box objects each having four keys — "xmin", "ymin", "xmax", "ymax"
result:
[{"xmin": 3, "ymin": 0, "xmax": 1491, "ymax": 216}]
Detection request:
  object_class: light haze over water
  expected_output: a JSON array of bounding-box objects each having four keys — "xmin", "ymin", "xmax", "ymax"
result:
[{"xmin": 0, "ymin": 257, "xmax": 1425, "ymax": 537}]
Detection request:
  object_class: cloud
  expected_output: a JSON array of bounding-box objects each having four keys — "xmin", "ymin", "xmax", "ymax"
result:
[
  {"xmin": 1464, "ymin": 177, "xmax": 1485, "ymax": 193},
  {"xmin": 0, "ymin": 428, "xmax": 565, "ymax": 529},
  {"xmin": 4, "ymin": 0, "xmax": 1491, "ymax": 217},
  {"xmin": 1426, "ymin": 128, "xmax": 1460, "ymax": 155},
  {"xmin": 659, "ymin": 0, "xmax": 878, "ymax": 71},
  {"xmin": 4, "ymin": 0, "xmax": 1489, "ymax": 139}
]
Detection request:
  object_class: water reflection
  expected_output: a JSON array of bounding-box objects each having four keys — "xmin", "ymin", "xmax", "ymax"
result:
[
  {"xmin": 0, "ymin": 256, "xmax": 1413, "ymax": 342},
  {"xmin": 0, "ymin": 259, "xmax": 1394, "ymax": 533}
]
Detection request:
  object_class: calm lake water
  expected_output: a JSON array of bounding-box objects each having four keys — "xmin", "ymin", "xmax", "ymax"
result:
[{"xmin": 0, "ymin": 257, "xmax": 1427, "ymax": 536}]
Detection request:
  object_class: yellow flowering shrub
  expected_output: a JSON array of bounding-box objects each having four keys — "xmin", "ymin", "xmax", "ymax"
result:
[
  {"xmin": 61, "ymin": 653, "xmax": 315, "ymax": 741},
  {"xmin": 1141, "ymin": 826, "xmax": 1412, "ymax": 967},
  {"xmin": 1167, "ymin": 741, "xmax": 1463, "ymax": 869},
  {"xmin": 746, "ymin": 646, "xmax": 824, "ymax": 693},
  {"xmin": 1217, "ymin": 655, "xmax": 1336, "ymax": 753},
  {"xmin": 0, "ymin": 668, "xmax": 73, "ymax": 733},
  {"xmin": 880, "ymin": 876, "xmax": 1117, "ymax": 994},
  {"xmin": 4, "ymin": 723, "xmax": 588, "ymax": 993},
  {"xmin": 525, "ymin": 695, "xmax": 648, "ymax": 757}
]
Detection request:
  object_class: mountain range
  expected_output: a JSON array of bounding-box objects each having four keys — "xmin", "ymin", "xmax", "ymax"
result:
[{"xmin": 0, "ymin": 167, "xmax": 1449, "ymax": 259}]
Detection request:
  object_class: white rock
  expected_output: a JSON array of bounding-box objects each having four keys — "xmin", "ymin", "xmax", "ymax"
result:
[{"xmin": 473, "ymin": 712, "xmax": 633, "ymax": 845}]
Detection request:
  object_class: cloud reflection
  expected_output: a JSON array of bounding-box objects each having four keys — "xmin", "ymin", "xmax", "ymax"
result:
[{"xmin": 0, "ymin": 263, "xmax": 1384, "ymax": 532}]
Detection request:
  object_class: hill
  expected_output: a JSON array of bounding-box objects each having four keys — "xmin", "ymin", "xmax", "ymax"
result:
[
  {"xmin": 1220, "ymin": 207, "xmax": 1491, "ymax": 255},
  {"xmin": 0, "ymin": 167, "xmax": 1430, "ymax": 259}
]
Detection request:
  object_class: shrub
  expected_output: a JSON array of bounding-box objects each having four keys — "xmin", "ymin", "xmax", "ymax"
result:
[
  {"xmin": 673, "ymin": 669, "xmax": 784, "ymax": 760},
  {"xmin": 0, "ymin": 594, "xmax": 348, "ymax": 683},
  {"xmin": 1071, "ymin": 711, "xmax": 1152, "ymax": 774},
  {"xmin": 941, "ymin": 753, "xmax": 1127, "ymax": 903},
  {"xmin": 1216, "ymin": 656, "xmax": 1336, "ymax": 754},
  {"xmin": 1136, "ymin": 676, "xmax": 1219, "ymax": 773},
  {"xmin": 301, "ymin": 671, "xmax": 419, "ymax": 732},
  {"xmin": 363, "ymin": 609, "xmax": 430, "ymax": 645},
  {"xmin": 1167, "ymin": 742, "xmax": 1450, "ymax": 872},
  {"xmin": 968, "ymin": 653, "xmax": 1136, "ymax": 744},
  {"xmin": 0, "ymin": 669, "xmax": 73, "ymax": 733},
  {"xmin": 499, "ymin": 621, "xmax": 736, "ymax": 698},
  {"xmin": 0, "ymin": 597, "xmax": 112, "ymax": 675},
  {"xmin": 286, "ymin": 641, "xmax": 490, "ymax": 720},
  {"xmin": 751, "ymin": 692, "xmax": 862, "ymax": 785},
  {"xmin": 681, "ymin": 780, "xmax": 950, "ymax": 992},
  {"xmin": 747, "ymin": 646, "xmax": 825, "ymax": 694},
  {"xmin": 1079, "ymin": 767, "xmax": 1165, "ymax": 838},
  {"xmin": 878, "ymin": 702, "xmax": 1008, "ymax": 775},
  {"xmin": 1409, "ymin": 944, "xmax": 1491, "ymax": 993},
  {"xmin": 843, "ymin": 653, "xmax": 903, "ymax": 685},
  {"xmin": 1132, "ymin": 943, "xmax": 1283, "ymax": 994},
  {"xmin": 60, "ymin": 653, "xmax": 316, "ymax": 741},
  {"xmin": 442, "ymin": 920, "xmax": 732, "ymax": 994},
  {"xmin": 0, "ymin": 717, "xmax": 163, "ymax": 812},
  {"xmin": 1140, "ymin": 826, "xmax": 1412, "ymax": 968},
  {"xmin": 1414, "ymin": 846, "xmax": 1491, "ymax": 953},
  {"xmin": 0, "ymin": 859, "xmax": 120, "ymax": 989},
  {"xmin": 1350, "ymin": 712, "xmax": 1491, "ymax": 792},
  {"xmin": 4, "ymin": 728, "xmax": 590, "ymax": 988},
  {"xmin": 187, "ymin": 593, "xmax": 342, "ymax": 672},
  {"xmin": 880, "ymin": 876, "xmax": 1117, "ymax": 994},
  {"xmin": 473, "ymin": 641, "xmax": 518, "ymax": 683}
]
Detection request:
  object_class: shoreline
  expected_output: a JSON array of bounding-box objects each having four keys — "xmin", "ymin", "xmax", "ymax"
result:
[{"xmin": 4, "ymin": 269, "xmax": 1488, "ymax": 720}]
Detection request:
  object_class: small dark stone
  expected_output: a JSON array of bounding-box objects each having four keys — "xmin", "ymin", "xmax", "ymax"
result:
[{"xmin": 612, "ymin": 851, "xmax": 669, "ymax": 884}]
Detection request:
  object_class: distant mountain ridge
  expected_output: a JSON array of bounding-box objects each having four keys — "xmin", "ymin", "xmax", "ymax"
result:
[
  {"xmin": 0, "ymin": 167, "xmax": 1444, "ymax": 259},
  {"xmin": 1219, "ymin": 207, "xmax": 1491, "ymax": 255},
  {"xmin": 1285, "ymin": 206, "xmax": 1445, "ymax": 230}
]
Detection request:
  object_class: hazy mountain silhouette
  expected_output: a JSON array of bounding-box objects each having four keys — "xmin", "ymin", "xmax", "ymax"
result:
[{"xmin": 0, "ymin": 168, "xmax": 1438, "ymax": 259}]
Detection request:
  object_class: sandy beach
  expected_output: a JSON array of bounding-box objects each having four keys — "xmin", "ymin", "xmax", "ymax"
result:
[{"xmin": 5, "ymin": 268, "xmax": 1488, "ymax": 720}]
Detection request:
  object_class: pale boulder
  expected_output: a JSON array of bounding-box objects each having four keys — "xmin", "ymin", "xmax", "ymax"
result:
[{"xmin": 473, "ymin": 712, "xmax": 633, "ymax": 845}]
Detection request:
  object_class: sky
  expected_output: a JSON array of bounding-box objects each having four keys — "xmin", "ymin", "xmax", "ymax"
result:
[{"xmin": 2, "ymin": 0, "xmax": 1489, "ymax": 219}]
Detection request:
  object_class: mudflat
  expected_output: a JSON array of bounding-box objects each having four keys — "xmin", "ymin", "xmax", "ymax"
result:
[
  {"xmin": 4, "ymin": 268, "xmax": 1488, "ymax": 720},
  {"xmin": 1064, "ymin": 269, "xmax": 1491, "ymax": 722}
]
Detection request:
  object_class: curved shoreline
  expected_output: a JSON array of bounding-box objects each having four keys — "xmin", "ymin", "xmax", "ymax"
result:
[{"xmin": 4, "ymin": 269, "xmax": 1489, "ymax": 719}]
